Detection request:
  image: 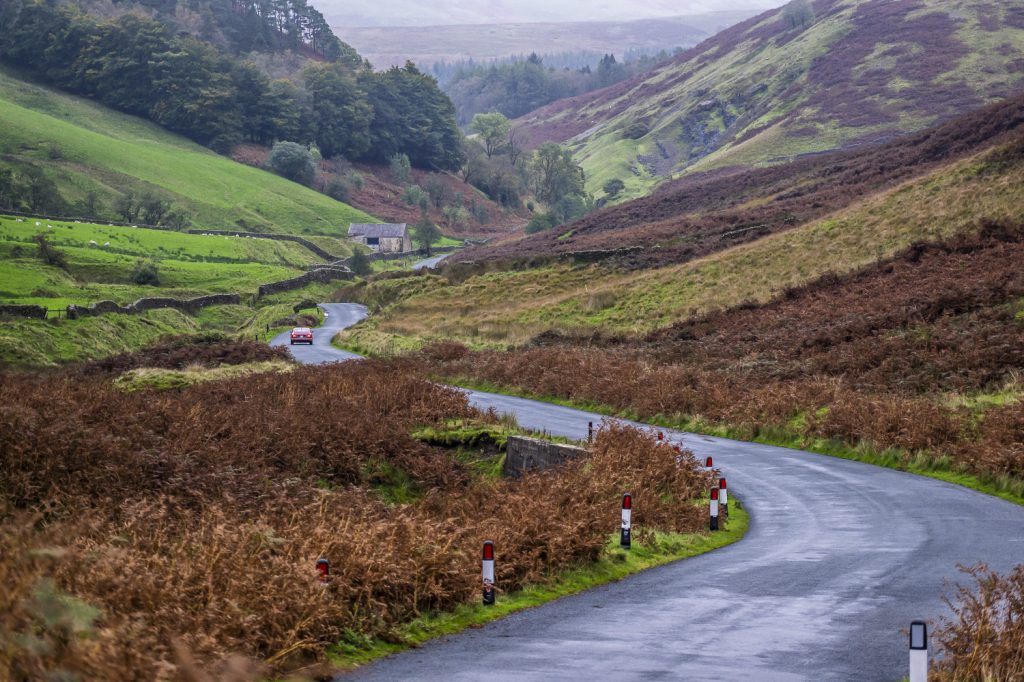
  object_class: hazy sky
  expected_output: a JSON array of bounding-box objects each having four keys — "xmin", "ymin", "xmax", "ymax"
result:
[{"xmin": 324, "ymin": 0, "xmax": 787, "ymax": 27}]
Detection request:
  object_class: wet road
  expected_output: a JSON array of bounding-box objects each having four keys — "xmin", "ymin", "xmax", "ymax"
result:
[
  {"xmin": 269, "ymin": 303, "xmax": 368, "ymax": 364},
  {"xmin": 412, "ymin": 253, "xmax": 450, "ymax": 270},
  {"xmin": 291, "ymin": 305, "xmax": 1024, "ymax": 681}
]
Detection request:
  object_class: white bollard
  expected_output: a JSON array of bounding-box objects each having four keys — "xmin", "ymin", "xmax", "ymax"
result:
[
  {"xmin": 482, "ymin": 541, "xmax": 495, "ymax": 606},
  {"xmin": 710, "ymin": 489, "xmax": 720, "ymax": 531},
  {"xmin": 719, "ymin": 478, "xmax": 728, "ymax": 515},
  {"xmin": 620, "ymin": 493, "xmax": 632, "ymax": 549},
  {"xmin": 910, "ymin": 620, "xmax": 928, "ymax": 682}
]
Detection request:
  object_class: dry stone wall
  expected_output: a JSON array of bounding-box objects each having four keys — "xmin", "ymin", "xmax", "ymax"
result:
[{"xmin": 503, "ymin": 436, "xmax": 589, "ymax": 478}]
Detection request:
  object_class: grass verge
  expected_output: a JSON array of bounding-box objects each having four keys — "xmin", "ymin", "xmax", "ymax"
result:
[
  {"xmin": 329, "ymin": 506, "xmax": 748, "ymax": 671},
  {"xmin": 442, "ymin": 377, "xmax": 1024, "ymax": 508}
]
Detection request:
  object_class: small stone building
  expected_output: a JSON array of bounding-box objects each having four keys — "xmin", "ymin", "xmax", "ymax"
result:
[{"xmin": 348, "ymin": 223, "xmax": 412, "ymax": 253}]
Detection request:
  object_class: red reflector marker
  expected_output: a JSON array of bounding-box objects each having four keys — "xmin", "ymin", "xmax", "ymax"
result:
[
  {"xmin": 482, "ymin": 541, "xmax": 494, "ymax": 561},
  {"xmin": 705, "ymin": 456, "xmax": 714, "ymax": 468},
  {"xmin": 622, "ymin": 493, "xmax": 632, "ymax": 510},
  {"xmin": 316, "ymin": 558, "xmax": 330, "ymax": 582}
]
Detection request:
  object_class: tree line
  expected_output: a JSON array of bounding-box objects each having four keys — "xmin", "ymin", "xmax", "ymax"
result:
[
  {"xmin": 0, "ymin": 1, "xmax": 463, "ymax": 170},
  {"xmin": 439, "ymin": 50, "xmax": 681, "ymax": 127}
]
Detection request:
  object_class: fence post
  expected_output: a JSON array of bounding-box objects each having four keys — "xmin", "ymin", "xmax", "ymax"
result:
[
  {"xmin": 910, "ymin": 621, "xmax": 928, "ymax": 682},
  {"xmin": 620, "ymin": 493, "xmax": 632, "ymax": 549},
  {"xmin": 710, "ymin": 489, "xmax": 720, "ymax": 531},
  {"xmin": 482, "ymin": 541, "xmax": 495, "ymax": 606},
  {"xmin": 316, "ymin": 558, "xmax": 330, "ymax": 583}
]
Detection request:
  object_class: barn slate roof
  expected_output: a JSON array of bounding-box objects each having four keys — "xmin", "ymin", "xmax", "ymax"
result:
[{"xmin": 348, "ymin": 223, "xmax": 408, "ymax": 238}]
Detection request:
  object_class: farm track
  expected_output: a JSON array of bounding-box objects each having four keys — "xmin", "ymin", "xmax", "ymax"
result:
[{"xmin": 284, "ymin": 304, "xmax": 1024, "ymax": 681}]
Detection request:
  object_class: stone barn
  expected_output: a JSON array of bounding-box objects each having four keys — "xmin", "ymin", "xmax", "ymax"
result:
[{"xmin": 347, "ymin": 223, "xmax": 412, "ymax": 253}]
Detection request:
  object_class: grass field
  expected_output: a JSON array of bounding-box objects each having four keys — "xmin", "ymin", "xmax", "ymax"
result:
[
  {"xmin": 0, "ymin": 67, "xmax": 377, "ymax": 235},
  {"xmin": 337, "ymin": 140, "xmax": 1024, "ymax": 352},
  {"xmin": 0, "ymin": 215, "xmax": 322, "ymax": 309}
]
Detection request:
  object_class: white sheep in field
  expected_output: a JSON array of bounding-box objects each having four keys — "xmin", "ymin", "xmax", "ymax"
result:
[
  {"xmin": 35, "ymin": 221, "xmax": 41, "ymax": 226},
  {"xmin": 89, "ymin": 240, "xmax": 98, "ymax": 246},
  {"xmin": 103, "ymin": 242, "xmax": 110, "ymax": 248},
  {"xmin": 16, "ymin": 218, "xmax": 23, "ymax": 222}
]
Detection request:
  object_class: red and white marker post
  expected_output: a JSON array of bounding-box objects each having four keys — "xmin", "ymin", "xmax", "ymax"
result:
[
  {"xmin": 621, "ymin": 493, "xmax": 632, "ymax": 549},
  {"xmin": 705, "ymin": 456, "xmax": 713, "ymax": 469},
  {"xmin": 719, "ymin": 478, "xmax": 728, "ymax": 516},
  {"xmin": 316, "ymin": 558, "xmax": 330, "ymax": 583},
  {"xmin": 910, "ymin": 621, "xmax": 928, "ymax": 682},
  {"xmin": 482, "ymin": 541, "xmax": 496, "ymax": 606},
  {"xmin": 709, "ymin": 489, "xmax": 720, "ymax": 531},
  {"xmin": 658, "ymin": 431, "xmax": 664, "ymax": 443}
]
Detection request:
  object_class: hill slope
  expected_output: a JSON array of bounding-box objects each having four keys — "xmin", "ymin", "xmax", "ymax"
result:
[
  {"xmin": 0, "ymin": 68, "xmax": 376, "ymax": 235},
  {"xmin": 337, "ymin": 98, "xmax": 1024, "ymax": 351},
  {"xmin": 515, "ymin": 0, "xmax": 1024, "ymax": 199},
  {"xmin": 461, "ymin": 91, "xmax": 1024, "ymax": 267}
]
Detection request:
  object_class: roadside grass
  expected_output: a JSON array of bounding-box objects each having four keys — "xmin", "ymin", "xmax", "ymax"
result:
[
  {"xmin": 0, "ymin": 67, "xmax": 376, "ymax": 234},
  {"xmin": 113, "ymin": 360, "xmax": 294, "ymax": 391},
  {"xmin": 441, "ymin": 377, "xmax": 1024, "ymax": 509},
  {"xmin": 329, "ymin": 508, "xmax": 749, "ymax": 671}
]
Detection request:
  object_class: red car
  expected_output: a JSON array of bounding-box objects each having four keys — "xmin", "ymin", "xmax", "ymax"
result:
[{"xmin": 290, "ymin": 327, "xmax": 313, "ymax": 345}]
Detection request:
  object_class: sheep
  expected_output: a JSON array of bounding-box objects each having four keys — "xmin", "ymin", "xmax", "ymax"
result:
[
  {"xmin": 89, "ymin": 240, "xmax": 98, "ymax": 246},
  {"xmin": 103, "ymin": 242, "xmax": 110, "ymax": 247},
  {"xmin": 15, "ymin": 218, "xmax": 23, "ymax": 222},
  {"xmin": 35, "ymin": 221, "xmax": 41, "ymax": 226}
]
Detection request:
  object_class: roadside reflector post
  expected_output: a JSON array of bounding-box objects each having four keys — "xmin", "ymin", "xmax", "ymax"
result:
[
  {"xmin": 705, "ymin": 456, "xmax": 713, "ymax": 469},
  {"xmin": 588, "ymin": 421, "xmax": 594, "ymax": 444},
  {"xmin": 315, "ymin": 558, "xmax": 330, "ymax": 583},
  {"xmin": 719, "ymin": 478, "xmax": 728, "ymax": 516},
  {"xmin": 909, "ymin": 621, "xmax": 928, "ymax": 682},
  {"xmin": 658, "ymin": 431, "xmax": 664, "ymax": 443},
  {"xmin": 710, "ymin": 489, "xmax": 720, "ymax": 531},
  {"xmin": 482, "ymin": 541, "xmax": 495, "ymax": 606},
  {"xmin": 620, "ymin": 493, "xmax": 632, "ymax": 549}
]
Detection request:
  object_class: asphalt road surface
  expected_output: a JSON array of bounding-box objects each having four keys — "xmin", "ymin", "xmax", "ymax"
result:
[
  {"xmin": 412, "ymin": 253, "xmax": 450, "ymax": 270},
  {"xmin": 288, "ymin": 305, "xmax": 1024, "ymax": 681},
  {"xmin": 269, "ymin": 303, "xmax": 368, "ymax": 364}
]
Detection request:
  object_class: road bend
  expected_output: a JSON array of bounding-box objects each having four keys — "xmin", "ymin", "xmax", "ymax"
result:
[{"xmin": 285, "ymin": 304, "xmax": 1024, "ymax": 681}]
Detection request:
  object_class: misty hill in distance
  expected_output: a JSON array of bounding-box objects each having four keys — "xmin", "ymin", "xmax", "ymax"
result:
[
  {"xmin": 335, "ymin": 11, "xmax": 762, "ymax": 68},
  {"xmin": 323, "ymin": 0, "xmax": 781, "ymax": 28}
]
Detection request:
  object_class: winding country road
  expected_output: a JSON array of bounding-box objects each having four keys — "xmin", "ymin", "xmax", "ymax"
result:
[{"xmin": 279, "ymin": 304, "xmax": 1024, "ymax": 681}]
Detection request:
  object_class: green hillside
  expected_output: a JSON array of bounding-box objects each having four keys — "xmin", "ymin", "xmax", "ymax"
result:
[
  {"xmin": 0, "ymin": 67, "xmax": 376, "ymax": 234},
  {"xmin": 515, "ymin": 0, "xmax": 1024, "ymax": 199}
]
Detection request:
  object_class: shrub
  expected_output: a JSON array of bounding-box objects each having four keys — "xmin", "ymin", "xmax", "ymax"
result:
[
  {"xmin": 622, "ymin": 121, "xmax": 649, "ymax": 139},
  {"xmin": 268, "ymin": 142, "xmax": 316, "ymax": 185},
  {"xmin": 33, "ymin": 234, "xmax": 68, "ymax": 271},
  {"xmin": 130, "ymin": 259, "xmax": 160, "ymax": 285},
  {"xmin": 348, "ymin": 249, "xmax": 372, "ymax": 277}
]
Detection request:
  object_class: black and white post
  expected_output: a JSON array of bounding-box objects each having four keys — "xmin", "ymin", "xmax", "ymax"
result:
[
  {"xmin": 621, "ymin": 493, "xmax": 632, "ymax": 549},
  {"xmin": 909, "ymin": 620, "xmax": 928, "ymax": 682},
  {"xmin": 316, "ymin": 558, "xmax": 330, "ymax": 583},
  {"xmin": 710, "ymin": 488, "xmax": 720, "ymax": 531},
  {"xmin": 719, "ymin": 478, "xmax": 728, "ymax": 516},
  {"xmin": 482, "ymin": 541, "xmax": 496, "ymax": 606}
]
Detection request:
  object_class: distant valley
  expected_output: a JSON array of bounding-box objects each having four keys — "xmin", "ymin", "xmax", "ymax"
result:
[{"xmin": 334, "ymin": 11, "xmax": 760, "ymax": 67}]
